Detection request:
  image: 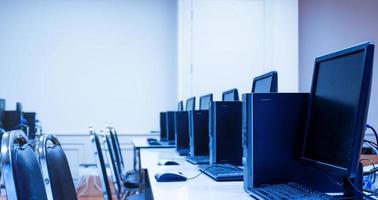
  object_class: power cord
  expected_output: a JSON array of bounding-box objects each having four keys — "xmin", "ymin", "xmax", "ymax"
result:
[
  {"xmin": 366, "ymin": 124, "xmax": 378, "ymax": 146},
  {"xmin": 346, "ymin": 178, "xmax": 376, "ymax": 200},
  {"xmin": 364, "ymin": 140, "xmax": 378, "ymax": 155}
]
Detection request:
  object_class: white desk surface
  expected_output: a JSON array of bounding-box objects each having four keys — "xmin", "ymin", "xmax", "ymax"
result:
[
  {"xmin": 140, "ymin": 148, "xmax": 253, "ymax": 200},
  {"xmin": 132, "ymin": 138, "xmax": 175, "ymax": 149}
]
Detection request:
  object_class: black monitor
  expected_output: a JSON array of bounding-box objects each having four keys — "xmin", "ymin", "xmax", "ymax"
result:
[
  {"xmin": 186, "ymin": 97, "xmax": 196, "ymax": 111},
  {"xmin": 302, "ymin": 42, "xmax": 374, "ymax": 177},
  {"xmin": 252, "ymin": 71, "xmax": 278, "ymax": 93},
  {"xmin": 16, "ymin": 102, "xmax": 23, "ymax": 113},
  {"xmin": 199, "ymin": 94, "xmax": 213, "ymax": 110},
  {"xmin": 177, "ymin": 101, "xmax": 184, "ymax": 111},
  {"xmin": 0, "ymin": 99, "xmax": 5, "ymax": 128},
  {"xmin": 222, "ymin": 89, "xmax": 239, "ymax": 101}
]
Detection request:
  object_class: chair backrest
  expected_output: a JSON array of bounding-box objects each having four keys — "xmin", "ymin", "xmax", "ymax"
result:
[
  {"xmin": 101, "ymin": 129, "xmax": 122, "ymax": 196},
  {"xmin": 1, "ymin": 130, "xmax": 48, "ymax": 200},
  {"xmin": 107, "ymin": 125, "xmax": 126, "ymax": 176},
  {"xmin": 89, "ymin": 127, "xmax": 112, "ymax": 200},
  {"xmin": 38, "ymin": 134, "xmax": 77, "ymax": 200}
]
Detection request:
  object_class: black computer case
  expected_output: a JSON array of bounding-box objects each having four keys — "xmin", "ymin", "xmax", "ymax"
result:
[
  {"xmin": 209, "ymin": 101, "xmax": 242, "ymax": 165},
  {"xmin": 174, "ymin": 111, "xmax": 190, "ymax": 152},
  {"xmin": 23, "ymin": 112, "xmax": 36, "ymax": 140},
  {"xmin": 242, "ymin": 93, "xmax": 343, "ymax": 193},
  {"xmin": 4, "ymin": 111, "xmax": 23, "ymax": 132},
  {"xmin": 189, "ymin": 110, "xmax": 209, "ymax": 157},
  {"xmin": 165, "ymin": 111, "xmax": 175, "ymax": 144},
  {"xmin": 160, "ymin": 112, "xmax": 167, "ymax": 142}
]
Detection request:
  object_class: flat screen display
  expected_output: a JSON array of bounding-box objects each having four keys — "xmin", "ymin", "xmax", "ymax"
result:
[{"xmin": 303, "ymin": 50, "xmax": 365, "ymax": 170}]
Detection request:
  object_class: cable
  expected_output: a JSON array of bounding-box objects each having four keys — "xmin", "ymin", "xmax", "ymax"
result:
[
  {"xmin": 367, "ymin": 124, "xmax": 378, "ymax": 146},
  {"xmin": 346, "ymin": 178, "xmax": 376, "ymax": 200},
  {"xmin": 364, "ymin": 140, "xmax": 378, "ymax": 148},
  {"xmin": 364, "ymin": 140, "xmax": 378, "ymax": 155},
  {"xmin": 363, "ymin": 188, "xmax": 378, "ymax": 196},
  {"xmin": 361, "ymin": 159, "xmax": 376, "ymax": 183}
]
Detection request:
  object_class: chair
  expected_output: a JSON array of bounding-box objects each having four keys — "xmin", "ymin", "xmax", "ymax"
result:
[
  {"xmin": 107, "ymin": 125, "xmax": 126, "ymax": 176},
  {"xmin": 1, "ymin": 129, "xmax": 48, "ymax": 200},
  {"xmin": 106, "ymin": 125, "xmax": 139, "ymax": 188},
  {"xmin": 100, "ymin": 130, "xmax": 123, "ymax": 197},
  {"xmin": 37, "ymin": 134, "xmax": 77, "ymax": 200},
  {"xmin": 89, "ymin": 127, "xmax": 113, "ymax": 200}
]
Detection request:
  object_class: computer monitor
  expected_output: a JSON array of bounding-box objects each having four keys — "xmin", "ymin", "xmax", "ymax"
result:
[
  {"xmin": 0, "ymin": 99, "xmax": 5, "ymax": 128},
  {"xmin": 302, "ymin": 42, "xmax": 374, "ymax": 177},
  {"xmin": 177, "ymin": 101, "xmax": 184, "ymax": 111},
  {"xmin": 252, "ymin": 71, "xmax": 278, "ymax": 93},
  {"xmin": 186, "ymin": 97, "xmax": 196, "ymax": 111},
  {"xmin": 16, "ymin": 102, "xmax": 23, "ymax": 113},
  {"xmin": 222, "ymin": 89, "xmax": 239, "ymax": 101},
  {"xmin": 199, "ymin": 94, "xmax": 213, "ymax": 110}
]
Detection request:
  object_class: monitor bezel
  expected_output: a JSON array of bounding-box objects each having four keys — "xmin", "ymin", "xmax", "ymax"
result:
[
  {"xmin": 222, "ymin": 88, "xmax": 239, "ymax": 101},
  {"xmin": 252, "ymin": 71, "xmax": 278, "ymax": 93},
  {"xmin": 177, "ymin": 101, "xmax": 184, "ymax": 111},
  {"xmin": 199, "ymin": 93, "xmax": 213, "ymax": 110},
  {"xmin": 301, "ymin": 42, "xmax": 374, "ymax": 177},
  {"xmin": 186, "ymin": 97, "xmax": 196, "ymax": 111}
]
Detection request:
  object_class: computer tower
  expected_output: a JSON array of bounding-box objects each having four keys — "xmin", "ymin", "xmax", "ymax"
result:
[
  {"xmin": 242, "ymin": 93, "xmax": 343, "ymax": 193},
  {"xmin": 24, "ymin": 112, "xmax": 36, "ymax": 140},
  {"xmin": 209, "ymin": 101, "xmax": 242, "ymax": 165},
  {"xmin": 4, "ymin": 111, "xmax": 23, "ymax": 132},
  {"xmin": 189, "ymin": 110, "xmax": 209, "ymax": 156},
  {"xmin": 160, "ymin": 112, "xmax": 167, "ymax": 142},
  {"xmin": 174, "ymin": 111, "xmax": 190, "ymax": 154},
  {"xmin": 165, "ymin": 111, "xmax": 175, "ymax": 144}
]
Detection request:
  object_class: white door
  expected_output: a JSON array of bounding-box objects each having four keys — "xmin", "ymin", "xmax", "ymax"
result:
[{"xmin": 191, "ymin": 0, "xmax": 266, "ymax": 99}]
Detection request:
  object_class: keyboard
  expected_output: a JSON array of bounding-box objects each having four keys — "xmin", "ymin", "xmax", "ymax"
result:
[
  {"xmin": 186, "ymin": 155, "xmax": 209, "ymax": 165},
  {"xmin": 176, "ymin": 148, "xmax": 190, "ymax": 156},
  {"xmin": 198, "ymin": 164, "xmax": 243, "ymax": 181},
  {"xmin": 249, "ymin": 182, "xmax": 333, "ymax": 200}
]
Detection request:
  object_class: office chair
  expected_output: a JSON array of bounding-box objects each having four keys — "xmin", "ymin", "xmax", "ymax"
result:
[
  {"xmin": 1, "ymin": 129, "xmax": 48, "ymax": 200},
  {"xmin": 107, "ymin": 125, "xmax": 126, "ymax": 175},
  {"xmin": 100, "ymin": 130, "xmax": 123, "ymax": 197},
  {"xmin": 105, "ymin": 126, "xmax": 139, "ymax": 189},
  {"xmin": 89, "ymin": 127, "xmax": 113, "ymax": 200},
  {"xmin": 37, "ymin": 134, "xmax": 77, "ymax": 200}
]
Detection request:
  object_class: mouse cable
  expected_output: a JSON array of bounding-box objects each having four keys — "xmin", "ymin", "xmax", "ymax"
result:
[
  {"xmin": 361, "ymin": 158, "xmax": 376, "ymax": 183},
  {"xmin": 367, "ymin": 124, "xmax": 378, "ymax": 146}
]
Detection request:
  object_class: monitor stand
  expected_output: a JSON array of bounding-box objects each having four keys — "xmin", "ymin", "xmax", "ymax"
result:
[{"xmin": 343, "ymin": 162, "xmax": 363, "ymax": 199}]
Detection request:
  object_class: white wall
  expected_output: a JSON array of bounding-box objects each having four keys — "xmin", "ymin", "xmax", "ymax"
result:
[
  {"xmin": 0, "ymin": 0, "xmax": 178, "ymax": 134},
  {"xmin": 299, "ymin": 0, "xmax": 378, "ymax": 130},
  {"xmin": 178, "ymin": 0, "xmax": 298, "ymax": 102}
]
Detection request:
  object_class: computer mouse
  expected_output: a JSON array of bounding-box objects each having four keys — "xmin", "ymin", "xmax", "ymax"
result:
[
  {"xmin": 147, "ymin": 138, "xmax": 161, "ymax": 146},
  {"xmin": 147, "ymin": 138, "xmax": 158, "ymax": 143},
  {"xmin": 155, "ymin": 171, "xmax": 187, "ymax": 182},
  {"xmin": 158, "ymin": 160, "xmax": 180, "ymax": 166}
]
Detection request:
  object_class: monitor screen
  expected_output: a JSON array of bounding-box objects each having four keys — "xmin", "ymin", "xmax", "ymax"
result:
[
  {"xmin": 199, "ymin": 94, "xmax": 213, "ymax": 110},
  {"xmin": 302, "ymin": 43, "xmax": 374, "ymax": 175},
  {"xmin": 252, "ymin": 71, "xmax": 278, "ymax": 93},
  {"xmin": 222, "ymin": 89, "xmax": 239, "ymax": 101},
  {"xmin": 253, "ymin": 76, "xmax": 272, "ymax": 93},
  {"xmin": 177, "ymin": 101, "xmax": 184, "ymax": 111},
  {"xmin": 186, "ymin": 97, "xmax": 195, "ymax": 111}
]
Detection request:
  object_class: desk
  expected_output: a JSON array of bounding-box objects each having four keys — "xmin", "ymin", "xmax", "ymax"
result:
[
  {"xmin": 139, "ymin": 148, "xmax": 252, "ymax": 200},
  {"xmin": 132, "ymin": 138, "xmax": 175, "ymax": 171}
]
